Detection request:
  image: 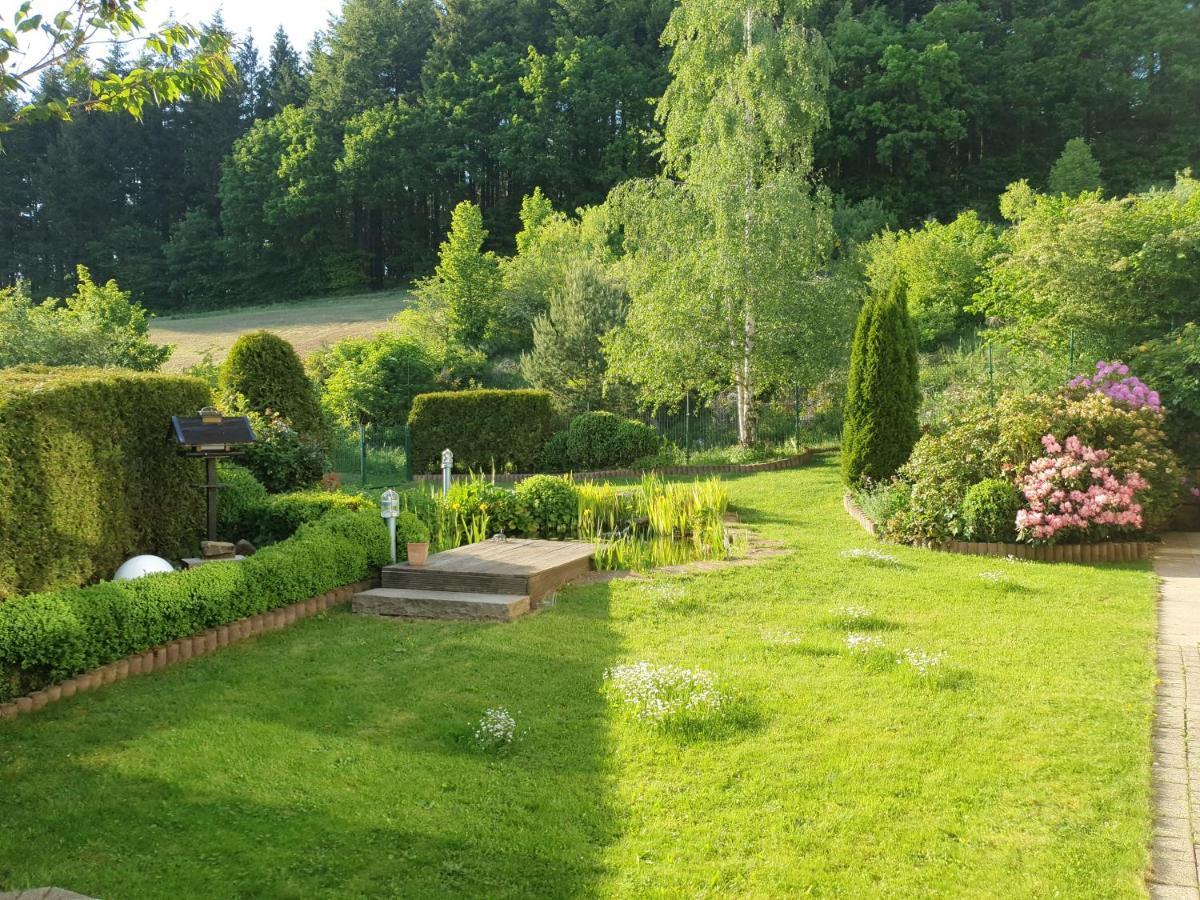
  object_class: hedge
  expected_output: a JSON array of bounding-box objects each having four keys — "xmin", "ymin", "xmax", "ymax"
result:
[
  {"xmin": 407, "ymin": 389, "xmax": 555, "ymax": 474},
  {"xmin": 0, "ymin": 507, "xmax": 389, "ymax": 700},
  {"xmin": 0, "ymin": 367, "xmax": 211, "ymax": 598},
  {"xmin": 219, "ymin": 331, "xmax": 325, "ymax": 438}
]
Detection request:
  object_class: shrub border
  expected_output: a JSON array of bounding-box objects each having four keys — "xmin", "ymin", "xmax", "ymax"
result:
[
  {"xmin": 413, "ymin": 451, "xmax": 815, "ymax": 484},
  {"xmin": 0, "ymin": 577, "xmax": 378, "ymax": 722},
  {"xmin": 843, "ymin": 493, "xmax": 1155, "ymax": 563}
]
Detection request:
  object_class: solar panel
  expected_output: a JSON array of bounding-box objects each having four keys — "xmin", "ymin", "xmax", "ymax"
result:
[{"xmin": 170, "ymin": 409, "xmax": 255, "ymax": 449}]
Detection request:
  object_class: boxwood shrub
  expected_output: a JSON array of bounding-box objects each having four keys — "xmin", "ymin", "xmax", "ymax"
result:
[
  {"xmin": 0, "ymin": 507, "xmax": 389, "ymax": 700},
  {"xmin": 408, "ymin": 389, "xmax": 554, "ymax": 474},
  {"xmin": 0, "ymin": 367, "xmax": 210, "ymax": 598}
]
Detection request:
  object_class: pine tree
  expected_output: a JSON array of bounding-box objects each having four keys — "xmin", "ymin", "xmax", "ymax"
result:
[
  {"xmin": 520, "ymin": 259, "xmax": 626, "ymax": 415},
  {"xmin": 1048, "ymin": 137, "xmax": 1103, "ymax": 196},
  {"xmin": 841, "ymin": 277, "xmax": 920, "ymax": 485},
  {"xmin": 264, "ymin": 27, "xmax": 309, "ymax": 115}
]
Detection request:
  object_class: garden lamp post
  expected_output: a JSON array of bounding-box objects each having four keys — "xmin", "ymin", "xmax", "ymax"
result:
[
  {"xmin": 380, "ymin": 488, "xmax": 399, "ymax": 564},
  {"xmin": 441, "ymin": 448, "xmax": 453, "ymax": 496}
]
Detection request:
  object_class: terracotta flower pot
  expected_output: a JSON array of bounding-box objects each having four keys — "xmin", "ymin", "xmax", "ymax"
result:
[{"xmin": 407, "ymin": 542, "xmax": 430, "ymax": 566}]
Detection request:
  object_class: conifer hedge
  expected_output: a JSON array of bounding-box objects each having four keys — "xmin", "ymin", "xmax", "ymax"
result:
[
  {"xmin": 0, "ymin": 368, "xmax": 210, "ymax": 598},
  {"xmin": 841, "ymin": 279, "xmax": 921, "ymax": 485},
  {"xmin": 407, "ymin": 389, "xmax": 555, "ymax": 474}
]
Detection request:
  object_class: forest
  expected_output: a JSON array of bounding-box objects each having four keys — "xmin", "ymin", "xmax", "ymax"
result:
[{"xmin": 1, "ymin": 0, "xmax": 1197, "ymax": 312}]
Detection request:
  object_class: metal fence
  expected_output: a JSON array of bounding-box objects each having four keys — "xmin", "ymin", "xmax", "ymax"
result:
[
  {"xmin": 331, "ymin": 391, "xmax": 817, "ymax": 486},
  {"xmin": 331, "ymin": 423, "xmax": 410, "ymax": 488},
  {"xmin": 646, "ymin": 391, "xmax": 812, "ymax": 462}
]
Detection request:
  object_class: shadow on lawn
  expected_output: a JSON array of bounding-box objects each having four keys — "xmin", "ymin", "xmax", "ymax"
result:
[{"xmin": 0, "ymin": 584, "xmax": 626, "ymax": 899}]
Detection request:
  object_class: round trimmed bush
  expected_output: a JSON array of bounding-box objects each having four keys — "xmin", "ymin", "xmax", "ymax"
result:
[
  {"xmin": 220, "ymin": 331, "xmax": 324, "ymax": 438},
  {"xmin": 566, "ymin": 412, "xmax": 660, "ymax": 470},
  {"xmin": 541, "ymin": 431, "xmax": 572, "ymax": 472},
  {"xmin": 960, "ymin": 478, "xmax": 1022, "ymax": 542},
  {"xmin": 396, "ymin": 510, "xmax": 431, "ymax": 545},
  {"xmin": 514, "ymin": 475, "xmax": 578, "ymax": 538},
  {"xmin": 616, "ymin": 419, "xmax": 661, "ymax": 464},
  {"xmin": 216, "ymin": 463, "xmax": 268, "ymax": 540}
]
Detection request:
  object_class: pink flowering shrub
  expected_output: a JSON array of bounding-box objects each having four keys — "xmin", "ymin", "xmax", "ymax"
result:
[
  {"xmin": 1015, "ymin": 434, "xmax": 1148, "ymax": 543},
  {"xmin": 1067, "ymin": 360, "xmax": 1161, "ymax": 411}
]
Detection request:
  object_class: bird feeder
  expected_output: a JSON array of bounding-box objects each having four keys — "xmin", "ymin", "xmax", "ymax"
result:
[{"xmin": 170, "ymin": 406, "xmax": 256, "ymax": 542}]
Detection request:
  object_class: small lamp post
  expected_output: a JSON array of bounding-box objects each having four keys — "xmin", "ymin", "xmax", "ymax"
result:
[
  {"xmin": 441, "ymin": 448, "xmax": 453, "ymax": 496},
  {"xmin": 380, "ymin": 488, "xmax": 400, "ymax": 564}
]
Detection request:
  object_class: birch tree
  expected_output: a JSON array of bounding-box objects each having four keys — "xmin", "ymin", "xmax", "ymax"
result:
[{"xmin": 606, "ymin": 0, "xmax": 846, "ymax": 445}]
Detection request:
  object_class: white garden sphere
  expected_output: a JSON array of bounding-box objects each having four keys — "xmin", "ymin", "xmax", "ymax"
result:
[{"xmin": 114, "ymin": 555, "xmax": 176, "ymax": 581}]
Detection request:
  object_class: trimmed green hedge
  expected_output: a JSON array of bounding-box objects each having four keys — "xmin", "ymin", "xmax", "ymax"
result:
[
  {"xmin": 0, "ymin": 507, "xmax": 389, "ymax": 700},
  {"xmin": 0, "ymin": 367, "xmax": 210, "ymax": 598},
  {"xmin": 407, "ymin": 389, "xmax": 554, "ymax": 474}
]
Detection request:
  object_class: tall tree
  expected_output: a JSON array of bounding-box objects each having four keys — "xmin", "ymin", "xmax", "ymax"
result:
[
  {"xmin": 608, "ymin": 0, "xmax": 842, "ymax": 445},
  {"xmin": 262, "ymin": 26, "xmax": 308, "ymax": 115},
  {"xmin": 1047, "ymin": 137, "xmax": 1103, "ymax": 196},
  {"xmin": 841, "ymin": 276, "xmax": 920, "ymax": 485}
]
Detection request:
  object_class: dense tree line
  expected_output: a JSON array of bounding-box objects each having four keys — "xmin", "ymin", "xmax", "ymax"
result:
[{"xmin": 1, "ymin": 0, "xmax": 1197, "ymax": 312}]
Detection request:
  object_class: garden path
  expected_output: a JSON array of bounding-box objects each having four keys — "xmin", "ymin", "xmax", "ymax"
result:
[{"xmin": 1151, "ymin": 532, "xmax": 1200, "ymax": 898}]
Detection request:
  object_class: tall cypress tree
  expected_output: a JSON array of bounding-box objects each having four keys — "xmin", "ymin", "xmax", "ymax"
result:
[{"xmin": 841, "ymin": 277, "xmax": 920, "ymax": 485}]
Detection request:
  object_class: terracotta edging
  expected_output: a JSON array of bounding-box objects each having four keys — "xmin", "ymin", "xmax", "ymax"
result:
[
  {"xmin": 842, "ymin": 492, "xmax": 1154, "ymax": 563},
  {"xmin": 0, "ymin": 577, "xmax": 379, "ymax": 723},
  {"xmin": 413, "ymin": 449, "xmax": 815, "ymax": 484}
]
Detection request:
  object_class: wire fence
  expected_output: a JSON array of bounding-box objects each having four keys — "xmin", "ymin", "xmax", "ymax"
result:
[{"xmin": 331, "ymin": 391, "xmax": 820, "ymax": 487}]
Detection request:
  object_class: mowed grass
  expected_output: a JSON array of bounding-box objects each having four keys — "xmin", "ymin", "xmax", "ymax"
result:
[
  {"xmin": 0, "ymin": 460, "xmax": 1156, "ymax": 897},
  {"xmin": 151, "ymin": 288, "xmax": 412, "ymax": 371}
]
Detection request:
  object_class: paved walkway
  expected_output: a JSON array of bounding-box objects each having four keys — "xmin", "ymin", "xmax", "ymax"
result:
[{"xmin": 1151, "ymin": 533, "xmax": 1200, "ymax": 898}]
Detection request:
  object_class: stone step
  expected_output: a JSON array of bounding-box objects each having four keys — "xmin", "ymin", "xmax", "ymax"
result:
[{"xmin": 351, "ymin": 587, "xmax": 531, "ymax": 622}]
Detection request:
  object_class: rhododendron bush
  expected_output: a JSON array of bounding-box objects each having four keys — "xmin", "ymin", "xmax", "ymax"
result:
[
  {"xmin": 872, "ymin": 359, "xmax": 1181, "ymax": 544},
  {"xmin": 1015, "ymin": 435, "xmax": 1148, "ymax": 542}
]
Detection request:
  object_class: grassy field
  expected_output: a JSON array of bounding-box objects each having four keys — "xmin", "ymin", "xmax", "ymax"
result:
[
  {"xmin": 0, "ymin": 460, "xmax": 1156, "ymax": 897},
  {"xmin": 151, "ymin": 288, "xmax": 412, "ymax": 372}
]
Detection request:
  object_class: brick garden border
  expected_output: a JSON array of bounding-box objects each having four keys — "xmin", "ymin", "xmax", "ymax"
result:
[
  {"xmin": 0, "ymin": 577, "xmax": 378, "ymax": 723},
  {"xmin": 413, "ymin": 450, "xmax": 815, "ymax": 485},
  {"xmin": 843, "ymin": 493, "xmax": 1154, "ymax": 563}
]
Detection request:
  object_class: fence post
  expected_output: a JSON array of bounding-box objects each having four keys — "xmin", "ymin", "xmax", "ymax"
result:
[
  {"xmin": 684, "ymin": 392, "xmax": 691, "ymax": 463},
  {"xmin": 359, "ymin": 420, "xmax": 367, "ymax": 487},
  {"xmin": 794, "ymin": 384, "xmax": 801, "ymax": 448},
  {"xmin": 403, "ymin": 424, "xmax": 411, "ymax": 483}
]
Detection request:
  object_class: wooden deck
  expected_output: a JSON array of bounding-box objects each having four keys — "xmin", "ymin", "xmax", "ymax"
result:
[{"xmin": 354, "ymin": 539, "xmax": 595, "ymax": 621}]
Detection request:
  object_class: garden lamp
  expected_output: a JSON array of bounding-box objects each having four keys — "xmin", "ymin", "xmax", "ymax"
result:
[
  {"xmin": 380, "ymin": 488, "xmax": 400, "ymax": 564},
  {"xmin": 441, "ymin": 448, "xmax": 454, "ymax": 497}
]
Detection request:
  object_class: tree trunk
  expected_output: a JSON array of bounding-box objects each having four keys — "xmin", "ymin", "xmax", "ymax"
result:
[{"xmin": 736, "ymin": 4, "xmax": 757, "ymax": 449}]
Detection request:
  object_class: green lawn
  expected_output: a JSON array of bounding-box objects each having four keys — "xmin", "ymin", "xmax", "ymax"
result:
[{"xmin": 0, "ymin": 460, "xmax": 1156, "ymax": 897}]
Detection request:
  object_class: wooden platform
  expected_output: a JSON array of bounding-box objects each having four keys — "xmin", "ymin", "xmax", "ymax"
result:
[{"xmin": 353, "ymin": 539, "xmax": 595, "ymax": 622}]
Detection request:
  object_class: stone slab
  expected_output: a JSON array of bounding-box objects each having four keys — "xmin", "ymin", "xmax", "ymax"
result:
[{"xmin": 352, "ymin": 588, "xmax": 530, "ymax": 622}]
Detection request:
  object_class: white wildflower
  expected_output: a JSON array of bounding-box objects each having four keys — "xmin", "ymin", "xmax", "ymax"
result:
[
  {"xmin": 762, "ymin": 628, "xmax": 806, "ymax": 646},
  {"xmin": 839, "ymin": 548, "xmax": 899, "ymax": 564},
  {"xmin": 900, "ymin": 648, "xmax": 947, "ymax": 676},
  {"xmin": 840, "ymin": 605, "xmax": 873, "ymax": 620},
  {"xmin": 604, "ymin": 661, "xmax": 724, "ymax": 723},
  {"xmin": 845, "ymin": 633, "xmax": 883, "ymax": 653},
  {"xmin": 473, "ymin": 707, "xmax": 517, "ymax": 750},
  {"xmin": 978, "ymin": 570, "xmax": 1007, "ymax": 583}
]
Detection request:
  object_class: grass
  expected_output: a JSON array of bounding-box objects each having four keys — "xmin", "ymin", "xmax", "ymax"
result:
[
  {"xmin": 0, "ymin": 459, "xmax": 1156, "ymax": 897},
  {"xmin": 151, "ymin": 288, "xmax": 412, "ymax": 372}
]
